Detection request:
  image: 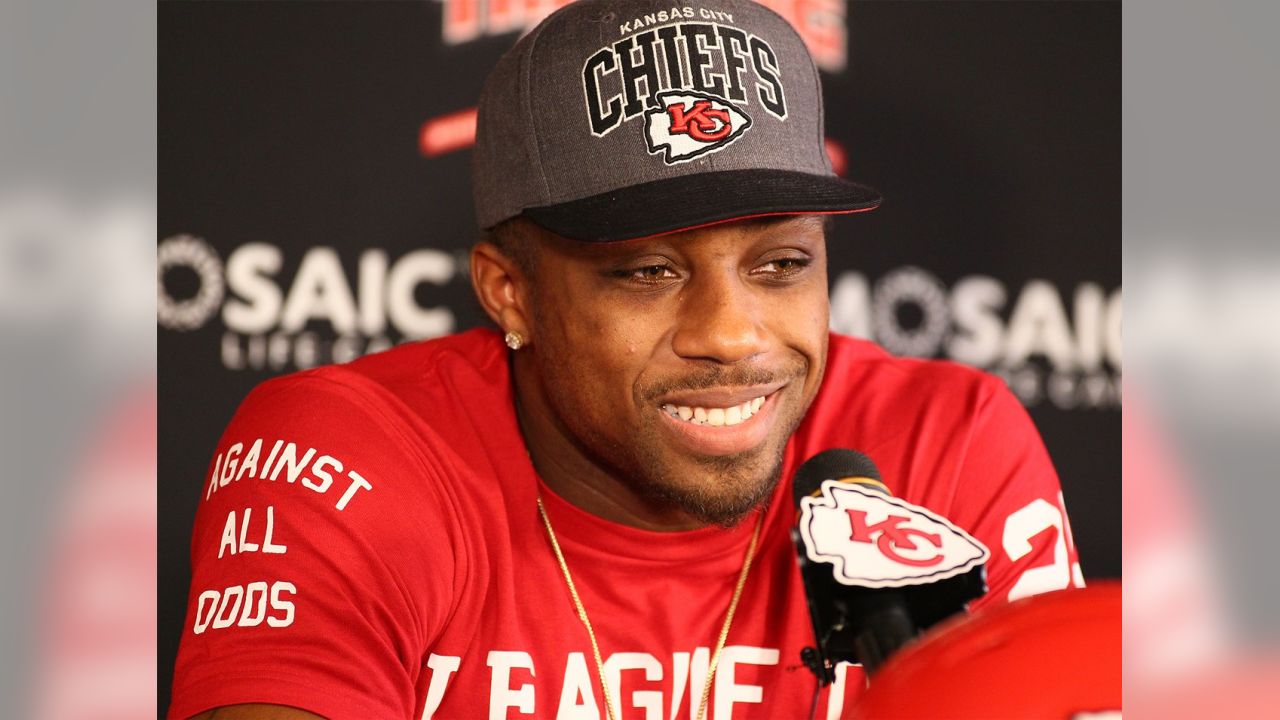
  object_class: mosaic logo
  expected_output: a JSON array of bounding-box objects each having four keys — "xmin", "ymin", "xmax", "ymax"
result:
[
  {"xmin": 829, "ymin": 266, "xmax": 1122, "ymax": 410},
  {"xmin": 158, "ymin": 235, "xmax": 461, "ymax": 371}
]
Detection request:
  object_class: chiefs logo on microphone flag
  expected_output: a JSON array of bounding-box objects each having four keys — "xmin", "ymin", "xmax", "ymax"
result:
[
  {"xmin": 645, "ymin": 90, "xmax": 752, "ymax": 164},
  {"xmin": 799, "ymin": 481, "xmax": 990, "ymax": 588}
]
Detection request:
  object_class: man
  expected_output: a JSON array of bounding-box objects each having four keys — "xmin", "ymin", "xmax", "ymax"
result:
[{"xmin": 169, "ymin": 1, "xmax": 1081, "ymax": 718}]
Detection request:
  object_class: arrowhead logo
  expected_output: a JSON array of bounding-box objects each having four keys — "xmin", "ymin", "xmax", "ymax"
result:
[
  {"xmin": 645, "ymin": 91, "xmax": 752, "ymax": 164},
  {"xmin": 798, "ymin": 481, "xmax": 990, "ymax": 588}
]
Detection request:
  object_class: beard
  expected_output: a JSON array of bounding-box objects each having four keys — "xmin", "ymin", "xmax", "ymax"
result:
[
  {"xmin": 563, "ymin": 393, "xmax": 801, "ymax": 528},
  {"xmin": 623, "ymin": 358, "xmax": 809, "ymax": 526},
  {"xmin": 635, "ymin": 446, "xmax": 786, "ymax": 527},
  {"xmin": 553, "ymin": 409, "xmax": 789, "ymax": 527}
]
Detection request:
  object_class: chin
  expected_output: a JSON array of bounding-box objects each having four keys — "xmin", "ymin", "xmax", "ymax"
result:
[{"xmin": 643, "ymin": 446, "xmax": 786, "ymax": 528}]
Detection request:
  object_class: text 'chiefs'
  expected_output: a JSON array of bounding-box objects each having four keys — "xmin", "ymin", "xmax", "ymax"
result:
[{"xmin": 583, "ymin": 18, "xmax": 788, "ymax": 137}]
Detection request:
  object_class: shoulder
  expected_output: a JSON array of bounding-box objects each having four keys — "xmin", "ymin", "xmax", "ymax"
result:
[
  {"xmin": 815, "ymin": 332, "xmax": 1005, "ymax": 420},
  {"xmin": 337, "ymin": 326, "xmax": 508, "ymax": 398},
  {"xmin": 793, "ymin": 333, "xmax": 1025, "ymax": 504},
  {"xmin": 229, "ymin": 327, "xmax": 508, "ymax": 456},
  {"xmin": 202, "ymin": 327, "xmax": 515, "ymax": 553},
  {"xmin": 205, "ymin": 329, "xmax": 509, "ymax": 521},
  {"xmin": 254, "ymin": 326, "xmax": 506, "ymax": 416}
]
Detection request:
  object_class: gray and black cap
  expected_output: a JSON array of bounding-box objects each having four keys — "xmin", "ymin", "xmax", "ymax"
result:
[{"xmin": 472, "ymin": 0, "xmax": 881, "ymax": 243}]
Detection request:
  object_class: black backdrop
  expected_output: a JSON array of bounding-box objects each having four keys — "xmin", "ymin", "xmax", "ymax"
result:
[{"xmin": 159, "ymin": 1, "xmax": 1119, "ymax": 712}]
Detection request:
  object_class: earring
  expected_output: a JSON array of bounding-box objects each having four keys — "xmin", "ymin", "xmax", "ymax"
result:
[{"xmin": 504, "ymin": 331, "xmax": 525, "ymax": 350}]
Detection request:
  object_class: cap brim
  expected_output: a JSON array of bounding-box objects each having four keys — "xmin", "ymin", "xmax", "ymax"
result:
[{"xmin": 520, "ymin": 169, "xmax": 882, "ymax": 243}]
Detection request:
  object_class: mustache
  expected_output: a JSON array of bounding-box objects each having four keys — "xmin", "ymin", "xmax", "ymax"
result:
[{"xmin": 641, "ymin": 357, "xmax": 807, "ymax": 402}]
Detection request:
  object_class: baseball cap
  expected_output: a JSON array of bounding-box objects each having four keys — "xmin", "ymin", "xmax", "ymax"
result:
[{"xmin": 472, "ymin": 0, "xmax": 881, "ymax": 243}]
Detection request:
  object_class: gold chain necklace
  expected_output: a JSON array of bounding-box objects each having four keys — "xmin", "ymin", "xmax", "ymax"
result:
[{"xmin": 536, "ymin": 497, "xmax": 766, "ymax": 720}]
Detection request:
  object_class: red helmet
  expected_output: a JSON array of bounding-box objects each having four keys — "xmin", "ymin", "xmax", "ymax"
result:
[{"xmin": 851, "ymin": 582, "xmax": 1120, "ymax": 719}]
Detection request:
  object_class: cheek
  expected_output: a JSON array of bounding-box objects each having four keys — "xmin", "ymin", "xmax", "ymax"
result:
[
  {"xmin": 768, "ymin": 282, "xmax": 829, "ymax": 343},
  {"xmin": 766, "ymin": 283, "xmax": 829, "ymax": 398},
  {"xmin": 557, "ymin": 282, "xmax": 668, "ymax": 349},
  {"xmin": 535, "ymin": 292, "xmax": 657, "ymax": 410}
]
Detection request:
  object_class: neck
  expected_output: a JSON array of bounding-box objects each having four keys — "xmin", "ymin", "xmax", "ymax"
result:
[{"xmin": 511, "ymin": 355, "xmax": 707, "ymax": 532}]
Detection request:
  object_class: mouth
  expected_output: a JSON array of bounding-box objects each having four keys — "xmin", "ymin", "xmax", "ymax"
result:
[
  {"xmin": 660, "ymin": 395, "xmax": 767, "ymax": 427},
  {"xmin": 654, "ymin": 385, "xmax": 785, "ymax": 456}
]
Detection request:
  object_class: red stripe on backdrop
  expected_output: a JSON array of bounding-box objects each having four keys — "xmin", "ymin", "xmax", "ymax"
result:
[{"xmin": 419, "ymin": 107, "xmax": 478, "ymax": 157}]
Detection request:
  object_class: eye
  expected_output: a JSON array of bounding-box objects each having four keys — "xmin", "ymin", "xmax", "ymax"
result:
[
  {"xmin": 615, "ymin": 264, "xmax": 679, "ymax": 284},
  {"xmin": 753, "ymin": 256, "xmax": 812, "ymax": 277},
  {"xmin": 763, "ymin": 258, "xmax": 803, "ymax": 272}
]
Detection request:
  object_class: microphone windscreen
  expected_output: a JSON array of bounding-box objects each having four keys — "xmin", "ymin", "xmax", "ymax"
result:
[{"xmin": 793, "ymin": 448, "xmax": 882, "ymax": 503}]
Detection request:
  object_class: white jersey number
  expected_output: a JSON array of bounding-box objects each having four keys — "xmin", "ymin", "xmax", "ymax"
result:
[{"xmin": 1002, "ymin": 494, "xmax": 1084, "ymax": 601}]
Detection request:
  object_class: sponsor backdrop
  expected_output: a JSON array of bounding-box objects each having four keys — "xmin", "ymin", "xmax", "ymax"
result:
[{"xmin": 159, "ymin": 0, "xmax": 1118, "ymax": 710}]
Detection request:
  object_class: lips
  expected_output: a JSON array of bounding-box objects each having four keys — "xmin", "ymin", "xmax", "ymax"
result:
[{"xmin": 656, "ymin": 380, "xmax": 789, "ymax": 409}]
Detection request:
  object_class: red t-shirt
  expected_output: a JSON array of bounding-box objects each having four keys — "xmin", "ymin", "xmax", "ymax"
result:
[{"xmin": 168, "ymin": 329, "xmax": 1081, "ymax": 720}]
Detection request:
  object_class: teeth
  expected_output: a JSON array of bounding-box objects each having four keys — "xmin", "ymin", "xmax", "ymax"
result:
[{"xmin": 663, "ymin": 396, "xmax": 767, "ymax": 427}]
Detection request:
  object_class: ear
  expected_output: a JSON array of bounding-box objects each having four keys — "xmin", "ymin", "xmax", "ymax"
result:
[{"xmin": 470, "ymin": 241, "xmax": 532, "ymax": 341}]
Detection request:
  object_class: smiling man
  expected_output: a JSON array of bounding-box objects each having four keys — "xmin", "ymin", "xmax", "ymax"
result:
[
  {"xmin": 485, "ymin": 216, "xmax": 829, "ymax": 532},
  {"xmin": 169, "ymin": 1, "xmax": 1081, "ymax": 719}
]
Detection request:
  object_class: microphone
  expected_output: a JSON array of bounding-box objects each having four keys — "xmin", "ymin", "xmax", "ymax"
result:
[{"xmin": 791, "ymin": 449, "xmax": 990, "ymax": 681}]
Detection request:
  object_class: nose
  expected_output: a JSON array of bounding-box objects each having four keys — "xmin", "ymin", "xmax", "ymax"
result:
[{"xmin": 670, "ymin": 269, "xmax": 768, "ymax": 364}]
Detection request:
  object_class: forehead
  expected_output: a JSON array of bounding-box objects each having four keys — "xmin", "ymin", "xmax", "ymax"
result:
[{"xmin": 536, "ymin": 214, "xmax": 829, "ymax": 258}]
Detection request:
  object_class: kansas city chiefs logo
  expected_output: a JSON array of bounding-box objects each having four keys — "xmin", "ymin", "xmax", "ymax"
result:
[
  {"xmin": 645, "ymin": 90, "xmax": 752, "ymax": 164},
  {"xmin": 798, "ymin": 480, "xmax": 990, "ymax": 589}
]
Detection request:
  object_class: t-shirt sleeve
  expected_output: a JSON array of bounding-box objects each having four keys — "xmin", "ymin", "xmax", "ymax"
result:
[
  {"xmin": 168, "ymin": 371, "xmax": 461, "ymax": 720},
  {"xmin": 954, "ymin": 377, "xmax": 1085, "ymax": 612}
]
